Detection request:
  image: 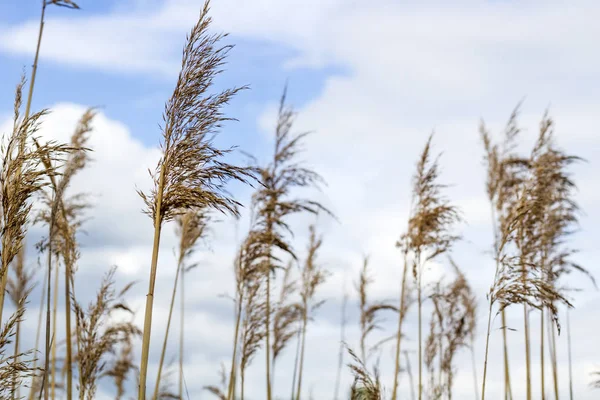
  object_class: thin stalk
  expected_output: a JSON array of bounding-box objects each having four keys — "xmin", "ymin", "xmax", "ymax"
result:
[
  {"xmin": 438, "ymin": 315, "xmax": 443, "ymax": 394},
  {"xmin": 179, "ymin": 265, "xmax": 185, "ymax": 399},
  {"xmin": 226, "ymin": 291, "xmax": 243, "ymax": 400},
  {"xmin": 265, "ymin": 270, "xmax": 272, "ymax": 400},
  {"xmin": 240, "ymin": 368, "xmax": 246, "ymax": 400},
  {"xmin": 51, "ymin": 260, "xmax": 59, "ymax": 400},
  {"xmin": 481, "ymin": 302, "xmax": 494, "ymax": 400},
  {"xmin": 524, "ymin": 303, "xmax": 532, "ymax": 400},
  {"xmin": 64, "ymin": 246, "xmax": 73, "ymax": 400},
  {"xmin": 501, "ymin": 309, "xmax": 513, "ymax": 400},
  {"xmin": 567, "ymin": 308, "xmax": 573, "ymax": 400},
  {"xmin": 29, "ymin": 261, "xmax": 49, "ymax": 400},
  {"xmin": 549, "ymin": 312, "xmax": 559, "ymax": 400},
  {"xmin": 138, "ymin": 165, "xmax": 166, "ymax": 400},
  {"xmin": 417, "ymin": 258, "xmax": 423, "ymax": 400},
  {"xmin": 405, "ymin": 351, "xmax": 416, "ymax": 400},
  {"xmin": 541, "ymin": 308, "xmax": 545, "ymax": 400},
  {"xmin": 294, "ymin": 311, "xmax": 308, "ymax": 400},
  {"xmin": 290, "ymin": 326, "xmax": 301, "ymax": 400},
  {"xmin": 44, "ymin": 195, "xmax": 56, "ymax": 400},
  {"xmin": 470, "ymin": 345, "xmax": 479, "ymax": 400},
  {"xmin": 23, "ymin": 0, "xmax": 47, "ymax": 124},
  {"xmin": 152, "ymin": 253, "xmax": 184, "ymax": 400},
  {"xmin": 391, "ymin": 252, "xmax": 409, "ymax": 400}
]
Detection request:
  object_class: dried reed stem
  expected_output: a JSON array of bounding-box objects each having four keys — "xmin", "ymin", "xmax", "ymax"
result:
[
  {"xmin": 179, "ymin": 263, "xmax": 185, "ymax": 400},
  {"xmin": 567, "ymin": 308, "xmax": 573, "ymax": 400},
  {"xmin": 333, "ymin": 286, "xmax": 348, "ymax": 400},
  {"xmin": 51, "ymin": 259, "xmax": 59, "ymax": 400}
]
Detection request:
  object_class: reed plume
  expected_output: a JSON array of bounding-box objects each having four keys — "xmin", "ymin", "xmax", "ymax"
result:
[{"xmin": 136, "ymin": 1, "xmax": 253, "ymax": 397}]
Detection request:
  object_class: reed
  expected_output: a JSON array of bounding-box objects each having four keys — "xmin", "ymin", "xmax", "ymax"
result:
[
  {"xmin": 136, "ymin": 1, "xmax": 253, "ymax": 397},
  {"xmin": 243, "ymin": 85, "xmax": 331, "ymax": 400}
]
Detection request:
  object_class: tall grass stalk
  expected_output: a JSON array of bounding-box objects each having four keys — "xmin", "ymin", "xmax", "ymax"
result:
[{"xmin": 136, "ymin": 2, "xmax": 251, "ymax": 397}]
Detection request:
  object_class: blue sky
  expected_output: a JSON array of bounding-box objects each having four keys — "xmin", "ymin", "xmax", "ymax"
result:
[
  {"xmin": 1, "ymin": 1, "xmax": 600, "ymax": 399},
  {"xmin": 0, "ymin": 0, "xmax": 345, "ymax": 153}
]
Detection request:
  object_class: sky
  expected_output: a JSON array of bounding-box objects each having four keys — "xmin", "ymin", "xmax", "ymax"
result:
[{"xmin": 1, "ymin": 0, "xmax": 600, "ymax": 399}]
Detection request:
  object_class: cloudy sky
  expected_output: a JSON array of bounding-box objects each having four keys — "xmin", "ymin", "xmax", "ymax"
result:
[{"xmin": 1, "ymin": 0, "xmax": 600, "ymax": 399}]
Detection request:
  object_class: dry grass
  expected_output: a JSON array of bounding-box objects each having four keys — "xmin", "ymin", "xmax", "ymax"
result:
[{"xmin": 72, "ymin": 267, "xmax": 141, "ymax": 400}]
